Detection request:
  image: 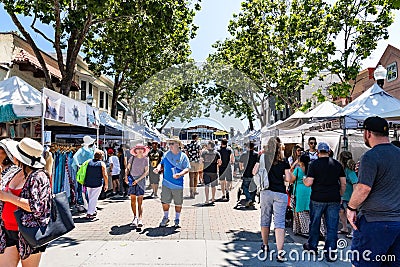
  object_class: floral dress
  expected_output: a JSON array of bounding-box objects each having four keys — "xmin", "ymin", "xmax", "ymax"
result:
[{"xmin": 0, "ymin": 168, "xmax": 51, "ymax": 259}]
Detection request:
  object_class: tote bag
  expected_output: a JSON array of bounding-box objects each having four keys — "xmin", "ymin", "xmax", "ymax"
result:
[
  {"xmin": 14, "ymin": 191, "xmax": 75, "ymax": 248},
  {"xmin": 253, "ymin": 154, "xmax": 269, "ymax": 191}
]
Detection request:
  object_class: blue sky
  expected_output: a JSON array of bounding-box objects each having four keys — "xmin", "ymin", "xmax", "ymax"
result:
[{"xmin": 1, "ymin": 1, "xmax": 399, "ymax": 131}]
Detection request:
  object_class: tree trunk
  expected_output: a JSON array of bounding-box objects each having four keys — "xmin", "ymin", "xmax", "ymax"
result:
[
  {"xmin": 111, "ymin": 88, "xmax": 119, "ymax": 119},
  {"xmin": 248, "ymin": 116, "xmax": 254, "ymax": 131}
]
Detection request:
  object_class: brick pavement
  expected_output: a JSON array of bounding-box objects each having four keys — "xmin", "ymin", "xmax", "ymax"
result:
[
  {"xmin": 67, "ymin": 176, "xmax": 270, "ymax": 242},
  {"xmin": 38, "ymin": 174, "xmax": 354, "ymax": 266}
]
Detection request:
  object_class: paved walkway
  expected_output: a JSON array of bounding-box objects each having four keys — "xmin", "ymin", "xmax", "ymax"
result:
[{"xmin": 36, "ymin": 176, "xmax": 353, "ymax": 266}]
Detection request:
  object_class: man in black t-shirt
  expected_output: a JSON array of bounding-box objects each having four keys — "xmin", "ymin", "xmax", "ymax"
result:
[
  {"xmin": 218, "ymin": 138, "xmax": 234, "ymax": 200},
  {"xmin": 303, "ymin": 142, "xmax": 346, "ymax": 260},
  {"xmin": 239, "ymin": 142, "xmax": 259, "ymax": 207},
  {"xmin": 148, "ymin": 141, "xmax": 164, "ymax": 198},
  {"xmin": 200, "ymin": 141, "xmax": 221, "ymax": 204}
]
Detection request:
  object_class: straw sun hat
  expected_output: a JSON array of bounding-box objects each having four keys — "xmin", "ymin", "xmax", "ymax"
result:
[{"xmin": 6, "ymin": 138, "xmax": 45, "ymax": 168}]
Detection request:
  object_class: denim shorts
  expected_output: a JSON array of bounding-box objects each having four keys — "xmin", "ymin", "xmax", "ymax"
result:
[
  {"xmin": 260, "ymin": 190, "xmax": 288, "ymax": 228},
  {"xmin": 351, "ymin": 215, "xmax": 400, "ymax": 267},
  {"xmin": 128, "ymin": 184, "xmax": 145, "ymax": 196}
]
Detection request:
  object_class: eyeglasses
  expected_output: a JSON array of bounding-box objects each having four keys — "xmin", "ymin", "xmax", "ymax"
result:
[
  {"xmin": 309, "ymin": 142, "xmax": 316, "ymax": 145},
  {"xmin": 168, "ymin": 143, "xmax": 176, "ymax": 146}
]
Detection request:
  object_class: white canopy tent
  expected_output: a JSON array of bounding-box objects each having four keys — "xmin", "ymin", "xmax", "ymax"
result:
[
  {"xmin": 333, "ymin": 83, "xmax": 400, "ymax": 129},
  {"xmin": 302, "ymin": 101, "xmax": 342, "ymax": 120},
  {"xmin": 0, "ymin": 76, "xmax": 42, "ymax": 122}
]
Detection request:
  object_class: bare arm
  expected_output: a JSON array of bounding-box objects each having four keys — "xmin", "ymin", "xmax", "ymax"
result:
[
  {"xmin": 252, "ymin": 162, "xmax": 260, "ymax": 176},
  {"xmin": 284, "ymin": 169, "xmax": 291, "ymax": 182},
  {"xmin": 303, "ymin": 176, "xmax": 314, "ymax": 187},
  {"xmin": 339, "ymin": 176, "xmax": 346, "ymax": 196},
  {"xmin": 347, "ymin": 183, "xmax": 371, "ymax": 230},
  {"xmin": 230, "ymin": 153, "xmax": 235, "ymax": 164},
  {"xmin": 0, "ymin": 192, "xmax": 31, "ymax": 212},
  {"xmin": 101, "ymin": 162, "xmax": 109, "ymax": 191}
]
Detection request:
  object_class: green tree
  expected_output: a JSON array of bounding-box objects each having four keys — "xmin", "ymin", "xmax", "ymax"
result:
[
  {"xmin": 208, "ymin": 0, "xmax": 334, "ymax": 128},
  {"xmin": 84, "ymin": 0, "xmax": 201, "ymax": 119},
  {"xmin": 327, "ymin": 0, "xmax": 394, "ymax": 99},
  {"xmin": 1, "ymin": 0, "xmax": 140, "ymax": 95}
]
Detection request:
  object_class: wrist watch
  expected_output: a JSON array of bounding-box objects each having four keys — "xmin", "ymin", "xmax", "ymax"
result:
[{"xmin": 347, "ymin": 205, "xmax": 357, "ymax": 211}]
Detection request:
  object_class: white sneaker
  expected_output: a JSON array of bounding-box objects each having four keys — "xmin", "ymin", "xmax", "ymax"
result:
[
  {"xmin": 137, "ymin": 219, "xmax": 143, "ymax": 227},
  {"xmin": 130, "ymin": 217, "xmax": 138, "ymax": 227}
]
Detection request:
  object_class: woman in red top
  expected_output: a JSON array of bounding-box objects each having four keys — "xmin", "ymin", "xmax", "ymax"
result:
[{"xmin": 0, "ymin": 138, "xmax": 51, "ymax": 267}]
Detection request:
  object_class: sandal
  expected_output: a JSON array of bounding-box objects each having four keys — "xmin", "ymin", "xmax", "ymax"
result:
[
  {"xmin": 85, "ymin": 214, "xmax": 95, "ymax": 220},
  {"xmin": 337, "ymin": 230, "xmax": 349, "ymax": 234}
]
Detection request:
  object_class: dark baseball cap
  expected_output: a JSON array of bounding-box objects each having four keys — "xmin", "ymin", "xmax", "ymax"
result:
[{"xmin": 363, "ymin": 116, "xmax": 389, "ymax": 136}]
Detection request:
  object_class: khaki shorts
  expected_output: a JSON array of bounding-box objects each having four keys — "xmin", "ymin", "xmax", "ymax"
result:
[
  {"xmin": 161, "ymin": 185, "xmax": 183, "ymax": 206},
  {"xmin": 189, "ymin": 161, "xmax": 201, "ymax": 172}
]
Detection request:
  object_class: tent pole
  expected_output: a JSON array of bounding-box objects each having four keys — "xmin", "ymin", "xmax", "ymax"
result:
[
  {"xmin": 96, "ymin": 127, "xmax": 99, "ymax": 147},
  {"xmin": 41, "ymin": 89, "xmax": 45, "ymax": 146}
]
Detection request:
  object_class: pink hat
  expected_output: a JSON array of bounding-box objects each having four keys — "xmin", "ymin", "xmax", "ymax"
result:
[{"xmin": 130, "ymin": 144, "xmax": 150, "ymax": 156}]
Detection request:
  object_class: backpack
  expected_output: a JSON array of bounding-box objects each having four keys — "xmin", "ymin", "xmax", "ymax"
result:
[
  {"xmin": 76, "ymin": 160, "xmax": 90, "ymax": 185},
  {"xmin": 253, "ymin": 154, "xmax": 270, "ymax": 191}
]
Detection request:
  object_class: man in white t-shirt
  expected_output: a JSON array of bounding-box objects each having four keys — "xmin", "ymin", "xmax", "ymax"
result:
[{"xmin": 108, "ymin": 148, "xmax": 121, "ymax": 195}]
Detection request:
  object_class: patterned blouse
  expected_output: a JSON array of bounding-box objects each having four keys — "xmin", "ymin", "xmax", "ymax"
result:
[
  {"xmin": 0, "ymin": 168, "xmax": 51, "ymax": 259},
  {"xmin": 185, "ymin": 141, "xmax": 201, "ymax": 162}
]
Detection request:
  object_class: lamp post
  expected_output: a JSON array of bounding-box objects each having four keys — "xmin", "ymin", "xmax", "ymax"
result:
[{"xmin": 374, "ymin": 65, "xmax": 387, "ymax": 88}]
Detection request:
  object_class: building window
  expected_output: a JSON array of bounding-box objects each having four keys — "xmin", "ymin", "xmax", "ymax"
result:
[
  {"xmin": 80, "ymin": 80, "xmax": 87, "ymax": 100},
  {"xmin": 99, "ymin": 91, "xmax": 104, "ymax": 108},
  {"xmin": 88, "ymin": 83, "xmax": 93, "ymax": 96},
  {"xmin": 105, "ymin": 93, "xmax": 109, "ymax": 110},
  {"xmin": 387, "ymin": 62, "xmax": 398, "ymax": 82}
]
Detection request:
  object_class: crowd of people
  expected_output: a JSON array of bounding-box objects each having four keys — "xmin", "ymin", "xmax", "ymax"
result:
[{"xmin": 0, "ymin": 115, "xmax": 399, "ymax": 266}]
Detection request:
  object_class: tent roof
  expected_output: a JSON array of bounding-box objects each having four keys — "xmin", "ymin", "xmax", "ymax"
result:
[
  {"xmin": 0, "ymin": 76, "xmax": 41, "ymax": 105},
  {"xmin": 274, "ymin": 111, "xmax": 305, "ymax": 130},
  {"xmin": 334, "ymin": 83, "xmax": 400, "ymax": 120},
  {"xmin": 303, "ymin": 101, "xmax": 342, "ymax": 119}
]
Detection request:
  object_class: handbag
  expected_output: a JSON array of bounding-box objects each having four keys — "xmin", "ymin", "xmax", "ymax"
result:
[
  {"xmin": 14, "ymin": 191, "xmax": 75, "ymax": 248},
  {"xmin": 253, "ymin": 154, "xmax": 269, "ymax": 191},
  {"xmin": 76, "ymin": 159, "xmax": 90, "ymax": 185}
]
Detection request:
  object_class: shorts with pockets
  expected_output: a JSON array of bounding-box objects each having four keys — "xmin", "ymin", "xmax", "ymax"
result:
[{"xmin": 161, "ymin": 186, "xmax": 183, "ymax": 205}]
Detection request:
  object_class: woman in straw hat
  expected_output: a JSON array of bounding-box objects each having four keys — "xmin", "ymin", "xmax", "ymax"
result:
[
  {"xmin": 0, "ymin": 138, "xmax": 52, "ymax": 266},
  {"xmin": 125, "ymin": 144, "xmax": 149, "ymax": 228}
]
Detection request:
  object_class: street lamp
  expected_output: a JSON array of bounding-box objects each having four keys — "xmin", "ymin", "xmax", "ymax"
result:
[
  {"xmin": 86, "ymin": 94, "xmax": 94, "ymax": 106},
  {"xmin": 374, "ymin": 65, "xmax": 387, "ymax": 88}
]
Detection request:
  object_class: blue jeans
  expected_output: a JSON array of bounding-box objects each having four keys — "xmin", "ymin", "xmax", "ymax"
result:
[
  {"xmin": 308, "ymin": 200, "xmax": 340, "ymax": 251},
  {"xmin": 72, "ymin": 167, "xmax": 84, "ymax": 205},
  {"xmin": 242, "ymin": 177, "xmax": 255, "ymax": 202},
  {"xmin": 352, "ymin": 215, "xmax": 400, "ymax": 267}
]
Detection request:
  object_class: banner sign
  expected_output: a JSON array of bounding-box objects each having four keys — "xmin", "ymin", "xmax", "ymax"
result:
[{"xmin": 43, "ymin": 88, "xmax": 99, "ymax": 129}]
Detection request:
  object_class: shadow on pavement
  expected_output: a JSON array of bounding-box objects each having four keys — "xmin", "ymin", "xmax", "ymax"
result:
[
  {"xmin": 140, "ymin": 226, "xmax": 180, "ymax": 237},
  {"xmin": 109, "ymin": 223, "xmax": 133, "ymax": 235},
  {"xmin": 47, "ymin": 237, "xmax": 80, "ymax": 249},
  {"xmin": 73, "ymin": 217, "xmax": 99, "ymax": 223}
]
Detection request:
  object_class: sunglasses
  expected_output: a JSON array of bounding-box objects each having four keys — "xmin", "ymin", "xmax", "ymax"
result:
[
  {"xmin": 309, "ymin": 142, "xmax": 317, "ymax": 145},
  {"xmin": 168, "ymin": 142, "xmax": 176, "ymax": 146},
  {"xmin": 296, "ymin": 149, "xmax": 302, "ymax": 152}
]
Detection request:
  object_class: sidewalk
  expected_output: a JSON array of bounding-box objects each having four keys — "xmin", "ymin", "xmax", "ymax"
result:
[
  {"xmin": 35, "ymin": 176, "xmax": 352, "ymax": 266},
  {"xmin": 40, "ymin": 239, "xmax": 353, "ymax": 266}
]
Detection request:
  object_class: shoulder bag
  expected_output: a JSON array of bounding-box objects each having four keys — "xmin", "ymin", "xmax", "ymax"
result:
[
  {"xmin": 253, "ymin": 154, "xmax": 269, "ymax": 191},
  {"xmin": 14, "ymin": 191, "xmax": 75, "ymax": 248}
]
